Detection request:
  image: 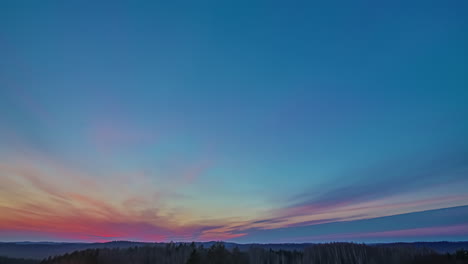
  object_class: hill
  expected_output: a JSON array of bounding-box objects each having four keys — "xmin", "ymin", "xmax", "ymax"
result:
[{"xmin": 1, "ymin": 241, "xmax": 467, "ymax": 260}]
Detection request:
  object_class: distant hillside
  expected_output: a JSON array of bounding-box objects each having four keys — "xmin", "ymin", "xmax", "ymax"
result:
[
  {"xmin": 0, "ymin": 241, "xmax": 150, "ymax": 260},
  {"xmin": 0, "ymin": 255, "xmax": 39, "ymax": 264},
  {"xmin": 383, "ymin": 241, "xmax": 468, "ymax": 254},
  {"xmin": 0, "ymin": 241, "xmax": 467, "ymax": 260},
  {"xmin": 37, "ymin": 242, "xmax": 468, "ymax": 264}
]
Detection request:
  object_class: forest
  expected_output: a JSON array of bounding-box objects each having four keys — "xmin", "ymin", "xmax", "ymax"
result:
[{"xmin": 33, "ymin": 242, "xmax": 468, "ymax": 264}]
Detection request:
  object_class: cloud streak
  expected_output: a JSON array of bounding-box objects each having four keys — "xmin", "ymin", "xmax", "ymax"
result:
[
  {"xmin": 0, "ymin": 153, "xmax": 229, "ymax": 242},
  {"xmin": 293, "ymin": 224, "xmax": 468, "ymax": 242},
  {"xmin": 0, "ymin": 147, "xmax": 467, "ymax": 242}
]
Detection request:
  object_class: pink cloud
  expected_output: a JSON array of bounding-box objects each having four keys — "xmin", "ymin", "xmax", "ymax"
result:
[{"xmin": 0, "ymin": 156, "xmax": 230, "ymax": 242}]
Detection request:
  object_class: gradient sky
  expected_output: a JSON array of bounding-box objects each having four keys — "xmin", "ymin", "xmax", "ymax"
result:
[{"xmin": 1, "ymin": 0, "xmax": 468, "ymax": 243}]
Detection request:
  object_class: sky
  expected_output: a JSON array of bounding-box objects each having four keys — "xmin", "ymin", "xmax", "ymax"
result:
[{"xmin": 0, "ymin": 0, "xmax": 467, "ymax": 243}]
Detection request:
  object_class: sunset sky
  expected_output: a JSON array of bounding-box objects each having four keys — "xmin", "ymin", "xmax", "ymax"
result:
[{"xmin": 1, "ymin": 0, "xmax": 467, "ymax": 243}]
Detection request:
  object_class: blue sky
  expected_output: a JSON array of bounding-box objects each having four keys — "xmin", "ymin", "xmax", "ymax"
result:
[{"xmin": 0, "ymin": 0, "xmax": 467, "ymax": 242}]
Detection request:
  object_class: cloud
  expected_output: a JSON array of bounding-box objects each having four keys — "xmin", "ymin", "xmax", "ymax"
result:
[
  {"xmin": 0, "ymin": 152, "xmax": 236, "ymax": 242},
  {"xmin": 293, "ymin": 224, "xmax": 468, "ymax": 242},
  {"xmin": 232, "ymin": 205, "xmax": 468, "ymax": 243},
  {"xmin": 1, "ymin": 146, "xmax": 467, "ymax": 243},
  {"xmin": 267, "ymin": 150, "xmax": 468, "ymax": 227}
]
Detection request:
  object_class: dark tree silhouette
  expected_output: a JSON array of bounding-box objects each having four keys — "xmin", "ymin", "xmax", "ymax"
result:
[
  {"xmin": 38, "ymin": 242, "xmax": 468, "ymax": 264},
  {"xmin": 186, "ymin": 249, "xmax": 200, "ymax": 264}
]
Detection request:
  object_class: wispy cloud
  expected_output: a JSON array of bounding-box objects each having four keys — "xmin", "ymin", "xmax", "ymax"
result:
[
  {"xmin": 293, "ymin": 224, "xmax": 468, "ymax": 242},
  {"xmin": 0, "ymin": 149, "xmax": 246, "ymax": 242},
  {"xmin": 263, "ymin": 150, "xmax": 468, "ymax": 228},
  {"xmin": 232, "ymin": 206, "xmax": 468, "ymax": 243},
  {"xmin": 1, "ymin": 147, "xmax": 467, "ymax": 242}
]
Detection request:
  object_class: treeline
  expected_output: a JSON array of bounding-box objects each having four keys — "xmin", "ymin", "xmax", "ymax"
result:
[
  {"xmin": 39, "ymin": 242, "xmax": 468, "ymax": 264},
  {"xmin": 0, "ymin": 256, "xmax": 39, "ymax": 264}
]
